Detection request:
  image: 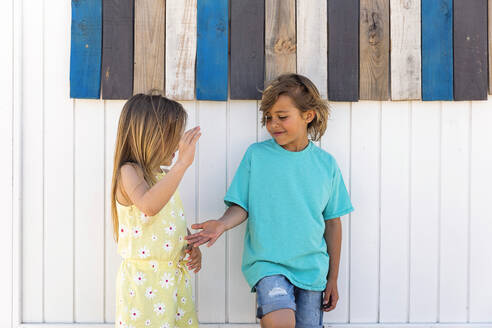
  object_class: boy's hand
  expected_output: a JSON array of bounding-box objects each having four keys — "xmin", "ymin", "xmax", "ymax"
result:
[
  {"xmin": 185, "ymin": 246, "xmax": 202, "ymax": 273},
  {"xmin": 322, "ymin": 279, "xmax": 339, "ymax": 312},
  {"xmin": 184, "ymin": 220, "xmax": 226, "ymax": 247}
]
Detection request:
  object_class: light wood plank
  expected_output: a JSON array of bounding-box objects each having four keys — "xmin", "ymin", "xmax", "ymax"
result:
[
  {"xmin": 321, "ymin": 103, "xmax": 351, "ymax": 323},
  {"xmin": 440, "ymin": 102, "xmax": 469, "ymax": 321},
  {"xmin": 197, "ymin": 101, "xmax": 227, "ymax": 322},
  {"xmin": 265, "ymin": 0, "xmax": 296, "ymax": 83},
  {"xmin": 44, "ymin": 0, "xmax": 74, "ymax": 320},
  {"xmin": 379, "ymin": 102, "xmax": 410, "ymax": 322},
  {"xmin": 21, "ymin": 0, "xmax": 44, "ymax": 321},
  {"xmin": 166, "ymin": 0, "xmax": 197, "ymax": 100},
  {"xmin": 390, "ymin": 0, "xmax": 421, "ymax": 100},
  {"xmin": 104, "ymin": 100, "xmax": 125, "ymax": 322},
  {"xmin": 228, "ymin": 101, "xmax": 257, "ymax": 322},
  {"xmin": 296, "ymin": 0, "xmax": 327, "ymax": 99},
  {"xmin": 349, "ymin": 102, "xmax": 380, "ymax": 322},
  {"xmin": 409, "ymin": 102, "xmax": 440, "ymax": 322},
  {"xmin": 360, "ymin": 0, "xmax": 390, "ymax": 100},
  {"xmin": 469, "ymin": 99, "xmax": 492, "ymax": 322},
  {"xmin": 74, "ymin": 99, "xmax": 105, "ymax": 321},
  {"xmin": 133, "ymin": 0, "xmax": 165, "ymax": 95}
]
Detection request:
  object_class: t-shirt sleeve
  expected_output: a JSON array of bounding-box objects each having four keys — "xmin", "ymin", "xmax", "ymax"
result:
[
  {"xmin": 323, "ymin": 163, "xmax": 354, "ymax": 220},
  {"xmin": 224, "ymin": 147, "xmax": 251, "ymax": 212}
]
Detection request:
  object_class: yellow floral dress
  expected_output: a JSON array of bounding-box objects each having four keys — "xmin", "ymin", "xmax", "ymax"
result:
[{"xmin": 115, "ymin": 173, "xmax": 198, "ymax": 328}]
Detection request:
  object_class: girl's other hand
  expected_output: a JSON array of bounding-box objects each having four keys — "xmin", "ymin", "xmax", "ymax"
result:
[
  {"xmin": 176, "ymin": 127, "xmax": 201, "ymax": 168},
  {"xmin": 322, "ymin": 279, "xmax": 339, "ymax": 312},
  {"xmin": 185, "ymin": 246, "xmax": 202, "ymax": 273},
  {"xmin": 184, "ymin": 220, "xmax": 226, "ymax": 247}
]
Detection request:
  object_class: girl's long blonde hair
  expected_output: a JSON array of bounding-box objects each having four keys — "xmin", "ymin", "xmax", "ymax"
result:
[{"xmin": 111, "ymin": 93, "xmax": 187, "ymax": 242}]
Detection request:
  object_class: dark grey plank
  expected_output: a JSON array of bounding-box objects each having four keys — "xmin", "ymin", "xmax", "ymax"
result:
[
  {"xmin": 230, "ymin": 0, "xmax": 264, "ymax": 100},
  {"xmin": 101, "ymin": 0, "xmax": 134, "ymax": 99}
]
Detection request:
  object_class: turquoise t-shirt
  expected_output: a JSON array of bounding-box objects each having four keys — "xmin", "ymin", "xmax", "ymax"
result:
[{"xmin": 224, "ymin": 139, "xmax": 354, "ymax": 292}]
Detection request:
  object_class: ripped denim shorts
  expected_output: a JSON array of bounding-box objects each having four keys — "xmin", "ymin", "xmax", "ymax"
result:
[{"xmin": 254, "ymin": 274, "xmax": 323, "ymax": 328}]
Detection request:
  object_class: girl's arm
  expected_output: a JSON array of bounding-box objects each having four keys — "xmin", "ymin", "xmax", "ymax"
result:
[
  {"xmin": 119, "ymin": 127, "xmax": 201, "ymax": 216},
  {"xmin": 323, "ymin": 217, "xmax": 342, "ymax": 311},
  {"xmin": 184, "ymin": 204, "xmax": 248, "ymax": 247}
]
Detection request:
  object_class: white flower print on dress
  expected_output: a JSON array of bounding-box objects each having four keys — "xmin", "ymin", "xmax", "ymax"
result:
[
  {"xmin": 173, "ymin": 289, "xmax": 178, "ymax": 302},
  {"xmin": 145, "ymin": 286, "xmax": 157, "ymax": 299},
  {"xmin": 149, "ymin": 260, "xmax": 158, "ymax": 272},
  {"xmin": 188, "ymin": 318, "xmax": 193, "ymax": 325},
  {"xmin": 138, "ymin": 246, "xmax": 150, "ymax": 259},
  {"xmin": 145, "ymin": 319, "xmax": 151, "ymax": 326},
  {"xmin": 119, "ymin": 224, "xmax": 128, "ymax": 237},
  {"xmin": 129, "ymin": 308, "xmax": 140, "ymax": 320},
  {"xmin": 161, "ymin": 323, "xmax": 170, "ymax": 328},
  {"xmin": 176, "ymin": 307, "xmax": 186, "ymax": 320},
  {"xmin": 154, "ymin": 302, "xmax": 165, "ymax": 315},
  {"xmin": 132, "ymin": 226, "xmax": 142, "ymax": 238},
  {"xmin": 181, "ymin": 296, "xmax": 187, "ymax": 304},
  {"xmin": 140, "ymin": 212, "xmax": 150, "ymax": 224},
  {"xmin": 185, "ymin": 278, "xmax": 190, "ymax": 288},
  {"xmin": 170, "ymin": 210, "xmax": 176, "ymax": 218},
  {"xmin": 168, "ymin": 261, "xmax": 173, "ymax": 267},
  {"xmin": 178, "ymin": 209, "xmax": 185, "ymax": 220},
  {"xmin": 151, "ymin": 234, "xmax": 158, "ymax": 241},
  {"xmin": 134, "ymin": 272, "xmax": 146, "ymax": 285},
  {"xmin": 117, "ymin": 317, "xmax": 126, "ymax": 327},
  {"xmin": 129, "ymin": 288, "xmax": 135, "ymax": 297},
  {"xmin": 160, "ymin": 273, "xmax": 174, "ymax": 289},
  {"xmin": 165, "ymin": 223, "xmax": 176, "ymax": 235},
  {"xmin": 163, "ymin": 241, "xmax": 173, "ymax": 252}
]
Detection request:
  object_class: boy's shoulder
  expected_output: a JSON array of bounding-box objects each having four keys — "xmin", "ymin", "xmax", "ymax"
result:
[
  {"xmin": 310, "ymin": 143, "xmax": 338, "ymax": 165},
  {"xmin": 245, "ymin": 139, "xmax": 276, "ymax": 154}
]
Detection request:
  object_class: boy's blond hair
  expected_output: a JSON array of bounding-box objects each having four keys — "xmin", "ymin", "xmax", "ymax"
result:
[{"xmin": 260, "ymin": 74, "xmax": 330, "ymax": 141}]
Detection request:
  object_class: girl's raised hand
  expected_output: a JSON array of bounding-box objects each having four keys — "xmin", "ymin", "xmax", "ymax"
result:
[
  {"xmin": 176, "ymin": 127, "xmax": 201, "ymax": 168},
  {"xmin": 185, "ymin": 220, "xmax": 226, "ymax": 247}
]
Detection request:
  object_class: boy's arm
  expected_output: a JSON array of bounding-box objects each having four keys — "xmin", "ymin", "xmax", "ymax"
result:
[
  {"xmin": 323, "ymin": 217, "xmax": 342, "ymax": 311},
  {"xmin": 185, "ymin": 204, "xmax": 248, "ymax": 247}
]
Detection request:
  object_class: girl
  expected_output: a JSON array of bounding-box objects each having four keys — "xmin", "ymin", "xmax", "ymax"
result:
[
  {"xmin": 186, "ymin": 74, "xmax": 353, "ymax": 328},
  {"xmin": 111, "ymin": 93, "xmax": 202, "ymax": 328}
]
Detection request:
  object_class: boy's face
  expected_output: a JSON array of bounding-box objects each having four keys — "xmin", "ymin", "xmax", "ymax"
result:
[{"xmin": 265, "ymin": 95, "xmax": 314, "ymax": 151}]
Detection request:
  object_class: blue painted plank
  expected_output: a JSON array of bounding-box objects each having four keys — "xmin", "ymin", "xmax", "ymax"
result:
[
  {"xmin": 196, "ymin": 0, "xmax": 228, "ymax": 101},
  {"xmin": 422, "ymin": 0, "xmax": 453, "ymax": 101},
  {"xmin": 70, "ymin": 0, "xmax": 102, "ymax": 99}
]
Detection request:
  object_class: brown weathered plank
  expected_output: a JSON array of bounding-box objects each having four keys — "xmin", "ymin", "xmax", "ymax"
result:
[
  {"xmin": 101, "ymin": 0, "xmax": 133, "ymax": 99},
  {"xmin": 265, "ymin": 0, "xmax": 296, "ymax": 84},
  {"xmin": 360, "ymin": 0, "xmax": 389, "ymax": 100},
  {"xmin": 134, "ymin": 0, "xmax": 165, "ymax": 95}
]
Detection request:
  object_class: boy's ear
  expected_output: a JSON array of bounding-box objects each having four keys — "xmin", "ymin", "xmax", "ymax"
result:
[{"xmin": 304, "ymin": 110, "xmax": 315, "ymax": 124}]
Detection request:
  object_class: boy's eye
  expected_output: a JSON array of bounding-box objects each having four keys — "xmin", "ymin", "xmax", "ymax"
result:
[{"xmin": 279, "ymin": 116, "xmax": 287, "ymax": 120}]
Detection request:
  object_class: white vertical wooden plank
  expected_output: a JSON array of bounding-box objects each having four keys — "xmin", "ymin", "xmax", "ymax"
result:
[
  {"xmin": 197, "ymin": 101, "xmax": 227, "ymax": 322},
  {"xmin": 321, "ymin": 103, "xmax": 351, "ymax": 323},
  {"xmin": 350, "ymin": 101, "xmax": 380, "ymax": 323},
  {"xmin": 469, "ymin": 99, "xmax": 492, "ymax": 322},
  {"xmin": 227, "ymin": 101, "xmax": 257, "ymax": 323},
  {"xmin": 409, "ymin": 102, "xmax": 440, "ymax": 322},
  {"xmin": 390, "ymin": 0, "xmax": 421, "ymax": 100},
  {"xmin": 0, "ymin": 0, "xmax": 13, "ymax": 326},
  {"xmin": 22, "ymin": 0, "xmax": 44, "ymax": 321},
  {"xmin": 180, "ymin": 100, "xmax": 197, "ymax": 302},
  {"xmin": 74, "ymin": 99, "xmax": 105, "ymax": 322},
  {"xmin": 296, "ymin": 0, "xmax": 328, "ymax": 99},
  {"xmin": 165, "ymin": 0, "xmax": 197, "ymax": 100},
  {"xmin": 379, "ymin": 102, "xmax": 410, "ymax": 322},
  {"xmin": 104, "ymin": 100, "xmax": 125, "ymax": 322},
  {"xmin": 440, "ymin": 102, "xmax": 470, "ymax": 322},
  {"xmin": 44, "ymin": 0, "xmax": 74, "ymax": 321}
]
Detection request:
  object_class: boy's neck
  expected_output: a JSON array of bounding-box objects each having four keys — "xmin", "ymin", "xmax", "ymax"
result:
[{"xmin": 281, "ymin": 137, "xmax": 310, "ymax": 152}]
